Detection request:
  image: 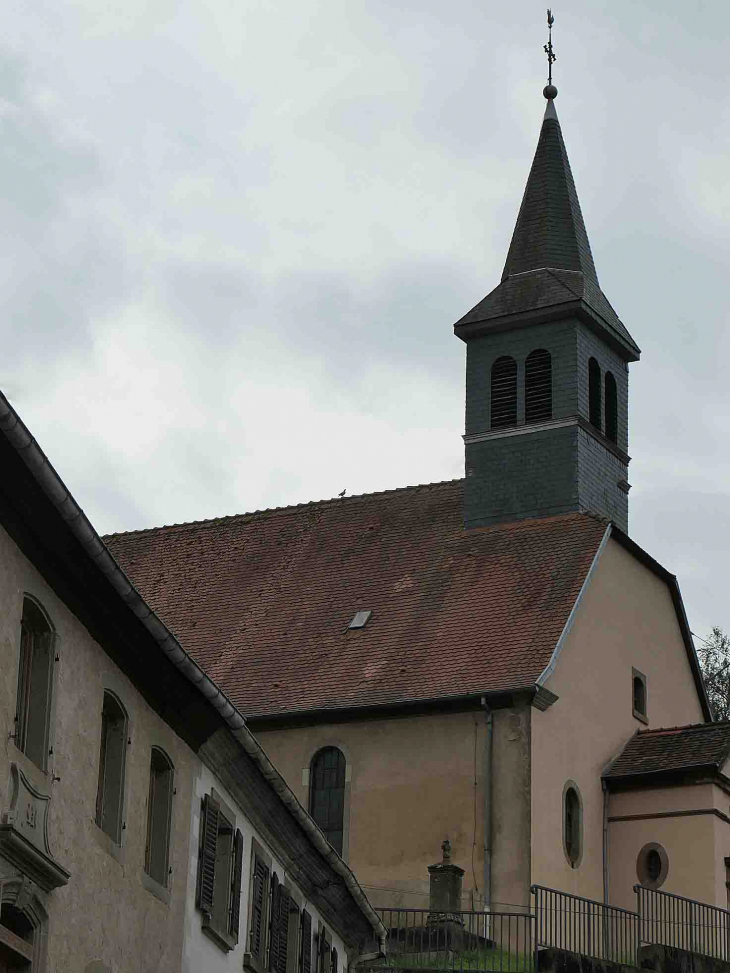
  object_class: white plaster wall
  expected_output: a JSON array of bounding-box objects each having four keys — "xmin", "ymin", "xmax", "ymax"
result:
[{"xmin": 182, "ymin": 761, "xmax": 349, "ymax": 973}]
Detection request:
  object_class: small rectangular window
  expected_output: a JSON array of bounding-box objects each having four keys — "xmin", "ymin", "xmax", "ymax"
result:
[
  {"xmin": 145, "ymin": 748, "xmax": 174, "ymax": 887},
  {"xmin": 196, "ymin": 792, "xmax": 243, "ymax": 952},
  {"xmin": 632, "ymin": 668, "xmax": 648, "ymax": 723},
  {"xmin": 95, "ymin": 691, "xmax": 128, "ymax": 843},
  {"xmin": 15, "ymin": 598, "xmax": 55, "ymax": 771}
]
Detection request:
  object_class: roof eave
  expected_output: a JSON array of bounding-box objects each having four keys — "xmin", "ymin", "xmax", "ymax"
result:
[{"xmin": 454, "ymin": 298, "xmax": 640, "ymax": 362}]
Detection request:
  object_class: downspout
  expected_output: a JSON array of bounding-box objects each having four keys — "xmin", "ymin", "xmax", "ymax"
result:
[
  {"xmin": 481, "ymin": 697, "xmax": 493, "ymax": 913},
  {"xmin": 602, "ymin": 779, "xmax": 609, "ymax": 904},
  {"xmin": 0, "ymin": 390, "xmax": 387, "ymax": 959}
]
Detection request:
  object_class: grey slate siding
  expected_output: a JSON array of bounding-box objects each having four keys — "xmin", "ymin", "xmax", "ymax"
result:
[
  {"xmin": 465, "ymin": 426, "xmax": 579, "ymax": 528},
  {"xmin": 576, "ymin": 326, "xmax": 629, "ymax": 453},
  {"xmin": 463, "ymin": 317, "xmax": 631, "ymax": 532}
]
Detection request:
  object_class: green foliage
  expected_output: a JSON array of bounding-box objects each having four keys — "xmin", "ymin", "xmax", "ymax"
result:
[{"xmin": 696, "ymin": 627, "xmax": 730, "ymax": 721}]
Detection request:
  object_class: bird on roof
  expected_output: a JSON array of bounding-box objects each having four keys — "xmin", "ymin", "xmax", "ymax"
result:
[{"xmin": 338, "ymin": 489, "xmax": 346, "ymax": 498}]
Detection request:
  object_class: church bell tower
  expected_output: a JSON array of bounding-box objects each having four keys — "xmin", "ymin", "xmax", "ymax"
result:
[{"xmin": 454, "ymin": 67, "xmax": 640, "ymax": 534}]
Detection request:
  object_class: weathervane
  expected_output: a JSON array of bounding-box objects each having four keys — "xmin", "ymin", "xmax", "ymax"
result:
[{"xmin": 543, "ymin": 9, "xmax": 558, "ymax": 100}]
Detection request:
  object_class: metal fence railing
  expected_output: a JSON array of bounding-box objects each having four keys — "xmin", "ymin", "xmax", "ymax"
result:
[
  {"xmin": 531, "ymin": 885, "xmax": 639, "ymax": 966},
  {"xmin": 635, "ymin": 885, "xmax": 730, "ymax": 961},
  {"xmin": 371, "ymin": 908, "xmax": 536, "ymax": 972}
]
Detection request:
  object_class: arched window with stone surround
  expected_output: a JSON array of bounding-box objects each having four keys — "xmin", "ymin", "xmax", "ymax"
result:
[
  {"xmin": 605, "ymin": 372, "xmax": 618, "ymax": 444},
  {"xmin": 309, "ymin": 747, "xmax": 346, "ymax": 856},
  {"xmin": 490, "ymin": 356, "xmax": 517, "ymax": 428},
  {"xmin": 15, "ymin": 596, "xmax": 55, "ymax": 771},
  {"xmin": 525, "ymin": 349, "xmax": 552, "ymax": 424},
  {"xmin": 0, "ymin": 878, "xmax": 48, "ymax": 970}
]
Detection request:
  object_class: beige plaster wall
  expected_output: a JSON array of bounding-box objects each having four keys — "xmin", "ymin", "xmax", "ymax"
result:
[
  {"xmin": 255, "ymin": 703, "xmax": 533, "ymax": 915},
  {"xmin": 531, "ymin": 537, "xmax": 706, "ymax": 907},
  {"xmin": 0, "ymin": 524, "xmax": 196, "ymax": 972}
]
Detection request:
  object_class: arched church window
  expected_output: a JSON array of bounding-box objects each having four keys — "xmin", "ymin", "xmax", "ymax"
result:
[
  {"xmin": 525, "ymin": 349, "xmax": 552, "ymax": 424},
  {"xmin": 490, "ymin": 356, "xmax": 517, "ymax": 428},
  {"xmin": 588, "ymin": 357, "xmax": 601, "ymax": 430},
  {"xmin": 15, "ymin": 596, "xmax": 55, "ymax": 771},
  {"xmin": 563, "ymin": 782, "xmax": 582, "ymax": 868},
  {"xmin": 309, "ymin": 747, "xmax": 346, "ymax": 856},
  {"xmin": 605, "ymin": 372, "xmax": 618, "ymax": 444}
]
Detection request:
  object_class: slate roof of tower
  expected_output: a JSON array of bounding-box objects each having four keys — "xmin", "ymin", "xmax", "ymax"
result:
[
  {"xmin": 454, "ymin": 101, "xmax": 640, "ymax": 361},
  {"xmin": 104, "ymin": 480, "xmax": 608, "ymax": 720},
  {"xmin": 604, "ymin": 722, "xmax": 730, "ymax": 780}
]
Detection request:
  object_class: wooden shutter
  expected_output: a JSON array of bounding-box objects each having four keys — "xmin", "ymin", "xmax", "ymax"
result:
[
  {"xmin": 300, "ymin": 910, "xmax": 312, "ymax": 973},
  {"xmin": 331, "ymin": 947, "xmax": 338, "ymax": 973},
  {"xmin": 277, "ymin": 886, "xmax": 291, "ymax": 973},
  {"xmin": 250, "ymin": 856, "xmax": 270, "ymax": 958},
  {"xmin": 269, "ymin": 874, "xmax": 281, "ymax": 972},
  {"xmin": 229, "ymin": 828, "xmax": 244, "ymax": 941},
  {"xmin": 196, "ymin": 794, "xmax": 219, "ymax": 913}
]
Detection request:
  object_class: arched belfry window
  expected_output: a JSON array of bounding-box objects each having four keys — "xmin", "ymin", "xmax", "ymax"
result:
[
  {"xmin": 309, "ymin": 747, "xmax": 346, "ymax": 856},
  {"xmin": 605, "ymin": 372, "xmax": 618, "ymax": 444},
  {"xmin": 588, "ymin": 357, "xmax": 601, "ymax": 430},
  {"xmin": 525, "ymin": 349, "xmax": 552, "ymax": 424},
  {"xmin": 490, "ymin": 356, "xmax": 517, "ymax": 429}
]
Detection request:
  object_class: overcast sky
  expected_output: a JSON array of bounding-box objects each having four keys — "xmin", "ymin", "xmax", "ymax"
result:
[{"xmin": 0, "ymin": 0, "xmax": 727, "ymax": 641}]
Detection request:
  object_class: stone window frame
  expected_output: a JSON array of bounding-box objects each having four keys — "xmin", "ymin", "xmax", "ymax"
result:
[
  {"xmin": 303, "ymin": 743, "xmax": 351, "ymax": 861},
  {"xmin": 91, "ymin": 672, "xmax": 134, "ymax": 865},
  {"xmin": 636, "ymin": 842, "xmax": 669, "ymax": 890},
  {"xmin": 562, "ymin": 780, "xmax": 583, "ymax": 870},
  {"xmin": 95, "ymin": 690, "xmax": 129, "ymax": 849},
  {"xmin": 0, "ymin": 873, "xmax": 49, "ymax": 971},
  {"xmin": 632, "ymin": 668, "xmax": 648, "ymax": 724},
  {"xmin": 13, "ymin": 594, "xmax": 60, "ymax": 777},
  {"xmin": 142, "ymin": 746, "xmax": 175, "ymax": 905}
]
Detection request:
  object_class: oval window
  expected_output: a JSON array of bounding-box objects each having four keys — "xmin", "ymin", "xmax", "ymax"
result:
[
  {"xmin": 637, "ymin": 842, "xmax": 669, "ymax": 889},
  {"xmin": 563, "ymin": 782, "xmax": 582, "ymax": 868}
]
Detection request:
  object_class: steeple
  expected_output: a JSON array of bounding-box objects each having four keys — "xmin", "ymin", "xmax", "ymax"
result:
[
  {"xmin": 455, "ymin": 88, "xmax": 640, "ymax": 362},
  {"xmin": 454, "ymin": 24, "xmax": 640, "ymax": 534}
]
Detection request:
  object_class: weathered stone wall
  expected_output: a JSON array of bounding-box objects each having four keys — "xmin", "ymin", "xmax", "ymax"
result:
[{"xmin": 0, "ymin": 523, "xmax": 196, "ymax": 972}]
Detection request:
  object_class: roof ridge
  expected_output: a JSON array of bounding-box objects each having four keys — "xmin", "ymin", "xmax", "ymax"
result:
[{"xmin": 102, "ymin": 477, "xmax": 466, "ymax": 540}]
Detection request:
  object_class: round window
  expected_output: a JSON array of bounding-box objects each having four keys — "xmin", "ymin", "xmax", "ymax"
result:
[{"xmin": 637, "ymin": 843, "xmax": 669, "ymax": 889}]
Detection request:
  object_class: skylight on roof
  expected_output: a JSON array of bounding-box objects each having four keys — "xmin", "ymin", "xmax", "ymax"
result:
[{"xmin": 348, "ymin": 610, "xmax": 372, "ymax": 630}]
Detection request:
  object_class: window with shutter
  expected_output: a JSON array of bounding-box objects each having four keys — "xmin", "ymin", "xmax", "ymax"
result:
[
  {"xmin": 15, "ymin": 597, "xmax": 55, "ymax": 771},
  {"xmin": 197, "ymin": 791, "xmax": 240, "ymax": 952},
  {"xmin": 145, "ymin": 747, "xmax": 174, "ymax": 888},
  {"xmin": 269, "ymin": 874, "xmax": 281, "ymax": 972},
  {"xmin": 490, "ymin": 356, "xmax": 517, "ymax": 428},
  {"xmin": 300, "ymin": 910, "xmax": 312, "ymax": 973},
  {"xmin": 277, "ymin": 887, "xmax": 291, "ymax": 973},
  {"xmin": 95, "ymin": 691, "xmax": 128, "ymax": 844},
  {"xmin": 331, "ymin": 947, "xmax": 338, "ymax": 973},
  {"xmin": 525, "ymin": 349, "xmax": 552, "ymax": 424}
]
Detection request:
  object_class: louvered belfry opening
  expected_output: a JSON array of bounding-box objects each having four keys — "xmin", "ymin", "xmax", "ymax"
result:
[
  {"xmin": 588, "ymin": 357, "xmax": 601, "ymax": 429},
  {"xmin": 525, "ymin": 349, "xmax": 552, "ymax": 424},
  {"xmin": 605, "ymin": 372, "xmax": 618, "ymax": 443},
  {"xmin": 309, "ymin": 747, "xmax": 346, "ymax": 855},
  {"xmin": 490, "ymin": 356, "xmax": 517, "ymax": 428}
]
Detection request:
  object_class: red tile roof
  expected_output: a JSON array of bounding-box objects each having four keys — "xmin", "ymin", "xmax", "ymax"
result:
[
  {"xmin": 104, "ymin": 480, "xmax": 608, "ymax": 720},
  {"xmin": 604, "ymin": 722, "xmax": 730, "ymax": 780}
]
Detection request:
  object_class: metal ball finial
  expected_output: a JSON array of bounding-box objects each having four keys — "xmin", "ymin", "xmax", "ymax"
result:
[{"xmin": 543, "ymin": 84, "xmax": 558, "ymax": 100}]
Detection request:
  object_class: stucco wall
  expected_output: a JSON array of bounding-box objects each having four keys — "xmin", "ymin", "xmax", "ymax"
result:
[
  {"xmin": 531, "ymin": 537, "xmax": 706, "ymax": 908},
  {"xmin": 0, "ymin": 524, "xmax": 196, "ymax": 972},
  {"xmin": 255, "ymin": 705, "xmax": 533, "ymax": 914},
  {"xmin": 182, "ymin": 762, "xmax": 348, "ymax": 973}
]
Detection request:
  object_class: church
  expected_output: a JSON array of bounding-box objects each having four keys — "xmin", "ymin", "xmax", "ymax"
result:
[{"xmin": 105, "ymin": 82, "xmax": 730, "ymax": 919}]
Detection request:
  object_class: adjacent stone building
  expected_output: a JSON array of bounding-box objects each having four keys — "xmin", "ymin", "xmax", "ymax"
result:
[{"xmin": 0, "ymin": 394, "xmax": 382, "ymax": 971}]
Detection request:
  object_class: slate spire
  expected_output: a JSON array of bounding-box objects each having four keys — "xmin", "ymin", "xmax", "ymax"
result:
[
  {"xmin": 501, "ymin": 93, "xmax": 599, "ymax": 285},
  {"xmin": 454, "ymin": 88, "xmax": 640, "ymax": 362}
]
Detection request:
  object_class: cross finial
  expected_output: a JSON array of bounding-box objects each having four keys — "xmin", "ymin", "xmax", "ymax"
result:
[{"xmin": 543, "ymin": 9, "xmax": 558, "ymax": 101}]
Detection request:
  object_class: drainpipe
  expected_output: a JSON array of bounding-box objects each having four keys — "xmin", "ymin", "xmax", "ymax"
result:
[
  {"xmin": 602, "ymin": 779, "xmax": 609, "ymax": 904},
  {"xmin": 481, "ymin": 697, "xmax": 493, "ymax": 913}
]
